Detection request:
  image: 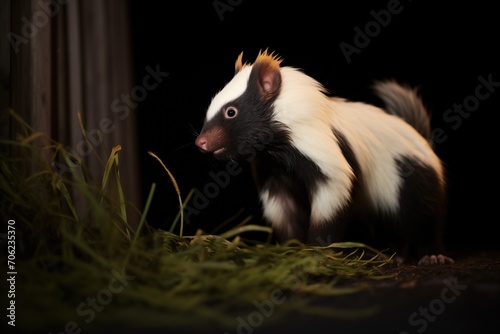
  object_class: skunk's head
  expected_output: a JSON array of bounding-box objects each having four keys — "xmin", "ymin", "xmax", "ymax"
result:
[{"xmin": 195, "ymin": 50, "xmax": 286, "ymax": 160}]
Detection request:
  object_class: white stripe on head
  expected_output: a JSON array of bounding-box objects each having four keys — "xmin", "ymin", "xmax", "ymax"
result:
[{"xmin": 206, "ymin": 65, "xmax": 253, "ymax": 121}]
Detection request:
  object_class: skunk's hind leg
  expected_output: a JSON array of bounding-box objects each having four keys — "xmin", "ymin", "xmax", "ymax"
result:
[{"xmin": 394, "ymin": 157, "xmax": 455, "ymax": 265}]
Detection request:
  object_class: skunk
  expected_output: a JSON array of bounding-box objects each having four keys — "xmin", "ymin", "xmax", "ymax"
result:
[{"xmin": 195, "ymin": 50, "xmax": 453, "ymax": 265}]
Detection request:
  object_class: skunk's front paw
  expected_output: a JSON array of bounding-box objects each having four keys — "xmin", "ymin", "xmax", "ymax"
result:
[{"xmin": 418, "ymin": 254, "xmax": 454, "ymax": 265}]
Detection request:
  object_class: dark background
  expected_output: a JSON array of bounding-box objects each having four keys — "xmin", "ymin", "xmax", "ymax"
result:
[{"xmin": 127, "ymin": 0, "xmax": 499, "ymax": 253}]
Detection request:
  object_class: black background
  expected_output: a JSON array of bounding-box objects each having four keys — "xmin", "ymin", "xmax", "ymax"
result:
[{"xmin": 127, "ymin": 0, "xmax": 499, "ymax": 253}]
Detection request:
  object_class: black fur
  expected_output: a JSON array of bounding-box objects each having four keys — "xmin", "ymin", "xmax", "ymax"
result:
[
  {"xmin": 252, "ymin": 144, "xmax": 328, "ymax": 243},
  {"xmin": 394, "ymin": 156, "xmax": 446, "ymax": 259}
]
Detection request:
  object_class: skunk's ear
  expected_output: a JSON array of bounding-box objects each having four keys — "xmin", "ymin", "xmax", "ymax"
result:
[
  {"xmin": 252, "ymin": 49, "xmax": 282, "ymax": 100},
  {"xmin": 235, "ymin": 52, "xmax": 245, "ymax": 73}
]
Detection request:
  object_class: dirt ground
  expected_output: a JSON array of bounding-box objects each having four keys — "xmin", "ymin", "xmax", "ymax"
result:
[
  {"xmin": 105, "ymin": 249, "xmax": 500, "ymax": 334},
  {"xmin": 187, "ymin": 249, "xmax": 500, "ymax": 334},
  {"xmin": 108, "ymin": 249, "xmax": 500, "ymax": 334},
  {"xmin": 259, "ymin": 249, "xmax": 500, "ymax": 334}
]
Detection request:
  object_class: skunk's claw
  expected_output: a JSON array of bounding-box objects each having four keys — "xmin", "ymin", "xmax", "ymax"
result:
[{"xmin": 418, "ymin": 254, "xmax": 455, "ymax": 265}]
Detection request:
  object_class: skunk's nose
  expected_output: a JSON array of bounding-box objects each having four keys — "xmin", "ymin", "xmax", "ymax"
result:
[{"xmin": 195, "ymin": 136, "xmax": 208, "ymax": 152}]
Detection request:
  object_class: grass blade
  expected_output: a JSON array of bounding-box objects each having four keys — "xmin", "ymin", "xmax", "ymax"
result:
[{"xmin": 148, "ymin": 151, "xmax": 184, "ymax": 236}]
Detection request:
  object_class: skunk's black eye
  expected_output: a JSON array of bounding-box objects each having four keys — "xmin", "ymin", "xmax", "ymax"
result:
[{"xmin": 225, "ymin": 107, "xmax": 238, "ymax": 119}]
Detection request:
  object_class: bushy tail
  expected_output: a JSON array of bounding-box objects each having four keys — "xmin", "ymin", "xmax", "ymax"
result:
[{"xmin": 373, "ymin": 80, "xmax": 432, "ymax": 145}]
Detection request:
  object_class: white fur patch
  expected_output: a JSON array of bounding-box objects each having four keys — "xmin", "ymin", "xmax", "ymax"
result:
[
  {"xmin": 259, "ymin": 189, "xmax": 297, "ymax": 236},
  {"xmin": 330, "ymin": 100, "xmax": 442, "ymax": 213},
  {"xmin": 271, "ymin": 67, "xmax": 443, "ymax": 223},
  {"xmin": 311, "ymin": 180, "xmax": 351, "ymax": 223},
  {"xmin": 206, "ymin": 65, "xmax": 252, "ymax": 121},
  {"xmin": 272, "ymin": 68, "xmax": 355, "ymax": 224}
]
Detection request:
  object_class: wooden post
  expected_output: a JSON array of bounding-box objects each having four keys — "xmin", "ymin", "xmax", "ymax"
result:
[{"xmin": 2, "ymin": 0, "xmax": 141, "ymax": 228}]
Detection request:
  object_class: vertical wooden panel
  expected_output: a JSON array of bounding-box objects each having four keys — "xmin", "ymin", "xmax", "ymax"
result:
[
  {"xmin": 53, "ymin": 1, "xmax": 69, "ymax": 147},
  {"xmin": 8, "ymin": 0, "xmax": 33, "ymax": 138},
  {"xmin": 77, "ymin": 0, "xmax": 140, "ymax": 225},
  {"xmin": 65, "ymin": 0, "xmax": 84, "ymax": 151},
  {"xmin": 79, "ymin": 0, "xmax": 109, "ymax": 183},
  {"xmin": 4, "ymin": 0, "xmax": 140, "ymax": 227},
  {"xmin": 0, "ymin": 0, "xmax": 12, "ymax": 146},
  {"xmin": 31, "ymin": 0, "xmax": 52, "ymax": 161},
  {"xmin": 105, "ymin": 0, "xmax": 140, "ymax": 226}
]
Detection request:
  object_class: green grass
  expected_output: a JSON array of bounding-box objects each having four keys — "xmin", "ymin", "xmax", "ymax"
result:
[{"xmin": 1, "ymin": 111, "xmax": 395, "ymax": 333}]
